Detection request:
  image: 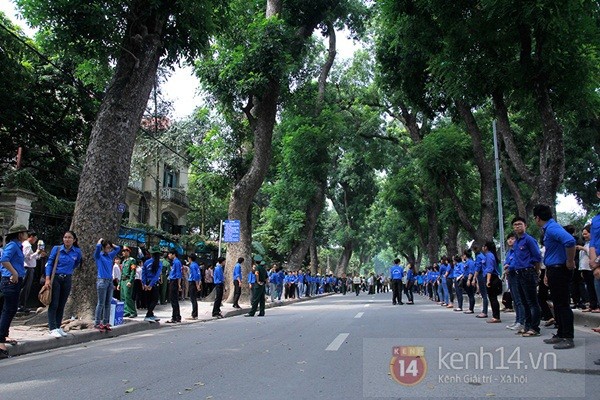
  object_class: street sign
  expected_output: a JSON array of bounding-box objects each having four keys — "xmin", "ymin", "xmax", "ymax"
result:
[
  {"xmin": 223, "ymin": 220, "xmax": 240, "ymax": 243},
  {"xmin": 117, "ymin": 203, "xmax": 126, "ymax": 213}
]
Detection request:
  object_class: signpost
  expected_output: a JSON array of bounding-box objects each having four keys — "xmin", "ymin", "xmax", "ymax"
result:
[{"xmin": 218, "ymin": 219, "xmax": 240, "ymax": 257}]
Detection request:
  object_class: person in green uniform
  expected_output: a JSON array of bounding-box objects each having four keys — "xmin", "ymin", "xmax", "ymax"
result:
[
  {"xmin": 159, "ymin": 254, "xmax": 170, "ymax": 305},
  {"xmin": 119, "ymin": 247, "xmax": 137, "ymax": 317},
  {"xmin": 245, "ymin": 257, "xmax": 268, "ymax": 317}
]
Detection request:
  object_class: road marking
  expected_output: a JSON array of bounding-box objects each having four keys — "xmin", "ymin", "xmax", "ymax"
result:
[
  {"xmin": 364, "ymin": 304, "xmax": 370, "ymax": 307},
  {"xmin": 354, "ymin": 312, "xmax": 364, "ymax": 319},
  {"xmin": 326, "ymin": 333, "xmax": 349, "ymax": 351}
]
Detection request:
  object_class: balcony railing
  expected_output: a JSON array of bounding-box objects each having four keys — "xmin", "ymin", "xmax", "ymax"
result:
[{"xmin": 160, "ymin": 187, "xmax": 189, "ymax": 208}]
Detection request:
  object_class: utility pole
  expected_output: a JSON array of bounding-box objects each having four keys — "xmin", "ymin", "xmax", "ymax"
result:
[
  {"xmin": 154, "ymin": 78, "xmax": 161, "ymax": 229},
  {"xmin": 493, "ymin": 120, "xmax": 506, "ymax": 262}
]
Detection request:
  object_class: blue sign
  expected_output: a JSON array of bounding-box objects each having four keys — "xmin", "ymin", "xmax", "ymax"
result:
[
  {"xmin": 117, "ymin": 203, "xmax": 126, "ymax": 213},
  {"xmin": 223, "ymin": 220, "xmax": 241, "ymax": 243}
]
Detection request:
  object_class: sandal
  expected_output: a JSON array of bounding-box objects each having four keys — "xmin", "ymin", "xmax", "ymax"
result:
[
  {"xmin": 486, "ymin": 318, "xmax": 501, "ymax": 323},
  {"xmin": 521, "ymin": 330, "xmax": 540, "ymax": 337},
  {"xmin": 591, "ymin": 309, "xmax": 600, "ymax": 313},
  {"xmin": 544, "ymin": 318, "xmax": 556, "ymax": 327},
  {"xmin": 592, "ymin": 327, "xmax": 600, "ymax": 333},
  {"xmin": 475, "ymin": 314, "xmax": 488, "ymax": 318},
  {"xmin": 3, "ymin": 339, "xmax": 18, "ymax": 346}
]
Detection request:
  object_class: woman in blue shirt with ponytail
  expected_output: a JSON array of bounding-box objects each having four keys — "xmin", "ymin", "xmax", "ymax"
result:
[
  {"xmin": 483, "ymin": 241, "xmax": 502, "ymax": 323},
  {"xmin": 142, "ymin": 246, "xmax": 163, "ymax": 322}
]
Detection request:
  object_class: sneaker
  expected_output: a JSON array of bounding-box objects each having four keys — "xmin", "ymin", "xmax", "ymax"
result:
[
  {"xmin": 57, "ymin": 328, "xmax": 68, "ymax": 337},
  {"xmin": 506, "ymin": 323, "xmax": 517, "ymax": 329},
  {"xmin": 543, "ymin": 335, "xmax": 563, "ymax": 344},
  {"xmin": 49, "ymin": 329, "xmax": 63, "ymax": 338},
  {"xmin": 144, "ymin": 317, "xmax": 156, "ymax": 323},
  {"xmin": 509, "ymin": 323, "xmax": 524, "ymax": 331},
  {"xmin": 103, "ymin": 324, "xmax": 112, "ymax": 331},
  {"xmin": 553, "ymin": 339, "xmax": 575, "ymax": 349}
]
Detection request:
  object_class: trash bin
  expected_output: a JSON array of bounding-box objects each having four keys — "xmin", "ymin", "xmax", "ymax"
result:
[{"xmin": 110, "ymin": 298, "xmax": 125, "ymax": 326}]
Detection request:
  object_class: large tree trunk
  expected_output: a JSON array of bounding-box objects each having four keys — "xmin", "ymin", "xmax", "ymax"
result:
[
  {"xmin": 224, "ymin": 0, "xmax": 283, "ymax": 302},
  {"xmin": 455, "ymin": 100, "xmax": 496, "ymax": 244},
  {"xmin": 68, "ymin": 7, "xmax": 169, "ymax": 319},
  {"xmin": 286, "ymin": 24, "xmax": 335, "ymax": 269},
  {"xmin": 335, "ymin": 239, "xmax": 354, "ymax": 277},
  {"xmin": 309, "ymin": 239, "xmax": 319, "ymax": 275},
  {"xmin": 443, "ymin": 222, "xmax": 459, "ymax": 258}
]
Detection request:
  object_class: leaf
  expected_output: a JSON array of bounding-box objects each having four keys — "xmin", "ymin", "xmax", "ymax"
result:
[
  {"xmin": 195, "ymin": 382, "xmax": 205, "ymax": 386},
  {"xmin": 125, "ymin": 388, "xmax": 135, "ymax": 394}
]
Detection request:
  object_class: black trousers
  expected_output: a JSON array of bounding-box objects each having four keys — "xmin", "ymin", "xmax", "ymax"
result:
[
  {"xmin": 249, "ymin": 284, "xmax": 266, "ymax": 316},
  {"xmin": 581, "ymin": 270, "xmax": 598, "ymax": 309},
  {"xmin": 144, "ymin": 286, "xmax": 159, "ymax": 318},
  {"xmin": 189, "ymin": 281, "xmax": 199, "ymax": 318},
  {"xmin": 487, "ymin": 274, "xmax": 502, "ymax": 319},
  {"xmin": 233, "ymin": 280, "xmax": 241, "ymax": 307},
  {"xmin": 538, "ymin": 269, "xmax": 553, "ymax": 320},
  {"xmin": 404, "ymin": 282, "xmax": 414, "ymax": 302},
  {"xmin": 169, "ymin": 280, "xmax": 181, "ymax": 321},
  {"xmin": 391, "ymin": 279, "xmax": 403, "ymax": 304},
  {"xmin": 212, "ymin": 283, "xmax": 223, "ymax": 316},
  {"xmin": 18, "ymin": 267, "xmax": 35, "ymax": 308},
  {"xmin": 546, "ymin": 265, "xmax": 574, "ymax": 339}
]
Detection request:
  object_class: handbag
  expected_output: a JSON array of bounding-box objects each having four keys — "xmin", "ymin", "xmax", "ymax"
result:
[{"xmin": 38, "ymin": 246, "xmax": 59, "ymax": 306}]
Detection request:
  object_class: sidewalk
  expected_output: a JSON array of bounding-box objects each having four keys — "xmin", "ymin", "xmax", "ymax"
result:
[{"xmin": 5, "ymin": 293, "xmax": 333, "ymax": 358}]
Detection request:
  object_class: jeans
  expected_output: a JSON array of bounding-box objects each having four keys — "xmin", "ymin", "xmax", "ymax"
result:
[
  {"xmin": 508, "ymin": 270, "xmax": 525, "ymax": 325},
  {"xmin": 464, "ymin": 281, "xmax": 476, "ymax": 311},
  {"xmin": 441, "ymin": 276, "xmax": 450, "ymax": 304},
  {"xmin": 546, "ymin": 265, "xmax": 574, "ymax": 339},
  {"xmin": 581, "ymin": 270, "xmax": 598, "ymax": 309},
  {"xmin": 0, "ymin": 277, "xmax": 23, "ymax": 342},
  {"xmin": 595, "ymin": 274, "xmax": 600, "ymax": 307},
  {"xmin": 95, "ymin": 278, "xmax": 113, "ymax": 325},
  {"xmin": 270, "ymin": 283, "xmax": 277, "ymax": 302},
  {"xmin": 48, "ymin": 275, "xmax": 72, "ymax": 330},
  {"xmin": 297, "ymin": 282, "xmax": 304, "ymax": 298},
  {"xmin": 515, "ymin": 268, "xmax": 541, "ymax": 332}
]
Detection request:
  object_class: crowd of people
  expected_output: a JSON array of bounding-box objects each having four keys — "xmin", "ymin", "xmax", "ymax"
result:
[{"xmin": 0, "ymin": 183, "xmax": 598, "ymax": 363}]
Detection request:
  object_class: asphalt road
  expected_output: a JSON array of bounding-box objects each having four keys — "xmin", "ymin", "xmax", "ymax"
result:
[{"xmin": 1, "ymin": 292, "xmax": 599, "ymax": 399}]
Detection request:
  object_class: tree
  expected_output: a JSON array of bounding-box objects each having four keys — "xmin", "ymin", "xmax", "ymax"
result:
[{"xmin": 17, "ymin": 0, "xmax": 226, "ymax": 318}]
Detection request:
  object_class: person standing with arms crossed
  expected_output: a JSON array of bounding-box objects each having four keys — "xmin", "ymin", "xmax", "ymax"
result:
[
  {"xmin": 534, "ymin": 204, "xmax": 577, "ymax": 349},
  {"xmin": 232, "ymin": 257, "xmax": 244, "ymax": 309}
]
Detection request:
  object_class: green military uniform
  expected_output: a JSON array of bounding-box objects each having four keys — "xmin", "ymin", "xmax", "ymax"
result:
[
  {"xmin": 248, "ymin": 261, "xmax": 268, "ymax": 316},
  {"xmin": 159, "ymin": 258, "xmax": 170, "ymax": 305},
  {"xmin": 120, "ymin": 256, "xmax": 137, "ymax": 317}
]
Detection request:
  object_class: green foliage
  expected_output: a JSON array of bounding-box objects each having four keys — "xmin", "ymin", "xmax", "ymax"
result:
[{"xmin": 2, "ymin": 169, "xmax": 74, "ymax": 215}]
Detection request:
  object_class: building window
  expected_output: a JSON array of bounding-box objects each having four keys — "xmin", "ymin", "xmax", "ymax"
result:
[
  {"xmin": 138, "ymin": 197, "xmax": 150, "ymax": 224},
  {"xmin": 163, "ymin": 165, "xmax": 178, "ymax": 188},
  {"xmin": 161, "ymin": 212, "xmax": 175, "ymax": 234}
]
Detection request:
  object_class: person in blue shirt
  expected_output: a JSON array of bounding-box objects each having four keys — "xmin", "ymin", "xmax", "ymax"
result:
[
  {"xmin": 461, "ymin": 249, "xmax": 476, "ymax": 314},
  {"xmin": 482, "ymin": 241, "xmax": 502, "ymax": 323},
  {"xmin": 503, "ymin": 233, "xmax": 524, "ymax": 330},
  {"xmin": 232, "ymin": 257, "xmax": 244, "ymax": 309},
  {"xmin": 166, "ymin": 250, "xmax": 182, "ymax": 323},
  {"xmin": 438, "ymin": 257, "xmax": 451, "ymax": 307},
  {"xmin": 187, "ymin": 254, "xmax": 201, "ymax": 320},
  {"xmin": 0, "ymin": 224, "xmax": 29, "ymax": 356},
  {"xmin": 94, "ymin": 238, "xmax": 121, "ymax": 331},
  {"xmin": 534, "ymin": 204, "xmax": 576, "ymax": 349},
  {"xmin": 472, "ymin": 245, "xmax": 489, "ymax": 318},
  {"xmin": 212, "ymin": 257, "xmax": 226, "ymax": 318},
  {"xmin": 276, "ymin": 267, "xmax": 284, "ymax": 300},
  {"xmin": 142, "ymin": 246, "xmax": 163, "ymax": 322},
  {"xmin": 42, "ymin": 230, "xmax": 82, "ymax": 338},
  {"xmin": 452, "ymin": 255, "xmax": 465, "ymax": 311},
  {"xmin": 445, "ymin": 258, "xmax": 455, "ymax": 308},
  {"xmin": 511, "ymin": 217, "xmax": 543, "ymax": 337},
  {"xmin": 404, "ymin": 263, "xmax": 416, "ymax": 304},
  {"xmin": 588, "ymin": 180, "xmax": 600, "ymax": 364},
  {"xmin": 390, "ymin": 259, "xmax": 404, "ymax": 305}
]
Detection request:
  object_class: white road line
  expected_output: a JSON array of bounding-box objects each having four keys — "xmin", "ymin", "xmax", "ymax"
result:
[
  {"xmin": 326, "ymin": 333, "xmax": 350, "ymax": 351},
  {"xmin": 354, "ymin": 312, "xmax": 364, "ymax": 319},
  {"xmin": 364, "ymin": 304, "xmax": 370, "ymax": 307}
]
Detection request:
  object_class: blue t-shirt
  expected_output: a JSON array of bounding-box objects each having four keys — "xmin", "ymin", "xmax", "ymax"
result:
[
  {"xmin": 247, "ymin": 271, "xmax": 256, "ymax": 284},
  {"xmin": 589, "ymin": 214, "xmax": 600, "ymax": 253},
  {"xmin": 0, "ymin": 239, "xmax": 25, "ymax": 278},
  {"xmin": 511, "ymin": 233, "xmax": 542, "ymax": 270},
  {"xmin": 188, "ymin": 261, "xmax": 200, "ymax": 282},
  {"xmin": 233, "ymin": 263, "xmax": 242, "ymax": 281},
  {"xmin": 213, "ymin": 263, "xmax": 224, "ymax": 284},
  {"xmin": 542, "ymin": 218, "xmax": 576, "ymax": 266},
  {"xmin": 483, "ymin": 252, "xmax": 498, "ymax": 276},
  {"xmin": 142, "ymin": 258, "xmax": 161, "ymax": 287},
  {"xmin": 94, "ymin": 243, "xmax": 121, "ymax": 279},
  {"xmin": 390, "ymin": 264, "xmax": 404, "ymax": 279},
  {"xmin": 45, "ymin": 244, "xmax": 82, "ymax": 276},
  {"xmin": 168, "ymin": 257, "xmax": 182, "ymax": 280}
]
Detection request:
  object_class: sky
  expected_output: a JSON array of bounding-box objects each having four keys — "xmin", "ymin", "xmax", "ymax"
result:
[{"xmin": 0, "ymin": 1, "xmax": 586, "ymax": 215}]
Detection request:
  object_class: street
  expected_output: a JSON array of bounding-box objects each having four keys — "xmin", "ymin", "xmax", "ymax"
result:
[{"xmin": 1, "ymin": 292, "xmax": 599, "ymax": 399}]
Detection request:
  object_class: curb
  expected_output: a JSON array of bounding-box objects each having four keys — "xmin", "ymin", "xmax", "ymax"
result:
[{"xmin": 7, "ymin": 293, "xmax": 335, "ymax": 358}]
